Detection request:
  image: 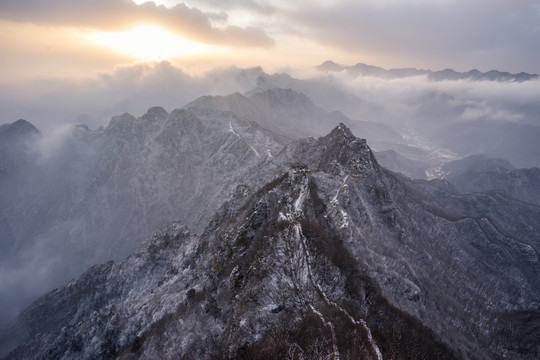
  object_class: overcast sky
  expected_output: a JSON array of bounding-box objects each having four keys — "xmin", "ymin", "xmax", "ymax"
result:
[{"xmin": 1, "ymin": 0, "xmax": 539, "ymax": 128}]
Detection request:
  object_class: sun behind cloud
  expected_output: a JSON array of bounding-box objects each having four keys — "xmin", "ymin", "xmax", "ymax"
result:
[{"xmin": 84, "ymin": 25, "xmax": 216, "ymax": 61}]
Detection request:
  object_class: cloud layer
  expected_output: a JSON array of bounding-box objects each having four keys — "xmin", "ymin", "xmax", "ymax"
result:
[
  {"xmin": 1, "ymin": 0, "xmax": 539, "ymax": 76},
  {"xmin": 0, "ymin": 0, "xmax": 274, "ymax": 47},
  {"xmin": 287, "ymin": 0, "xmax": 540, "ymax": 73},
  {"xmin": 2, "ymin": 60, "xmax": 539, "ymax": 163},
  {"xmin": 0, "ymin": 61, "xmax": 265, "ymax": 130},
  {"xmin": 176, "ymin": 0, "xmax": 540, "ymax": 74}
]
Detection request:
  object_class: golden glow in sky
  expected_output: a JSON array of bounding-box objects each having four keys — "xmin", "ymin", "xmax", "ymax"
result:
[
  {"xmin": 0, "ymin": 0, "xmax": 537, "ymax": 83},
  {"xmin": 84, "ymin": 25, "xmax": 216, "ymax": 61}
]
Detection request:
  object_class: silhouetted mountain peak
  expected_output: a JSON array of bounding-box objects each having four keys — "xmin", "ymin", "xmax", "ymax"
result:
[
  {"xmin": 0, "ymin": 119, "xmax": 40, "ymax": 137},
  {"xmin": 317, "ymin": 60, "xmax": 344, "ymax": 72}
]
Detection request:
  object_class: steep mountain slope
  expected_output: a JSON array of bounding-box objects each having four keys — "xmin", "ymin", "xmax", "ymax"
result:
[
  {"xmin": 4, "ymin": 125, "xmax": 539, "ymax": 359},
  {"xmin": 0, "ymin": 107, "xmax": 286, "ymax": 324}
]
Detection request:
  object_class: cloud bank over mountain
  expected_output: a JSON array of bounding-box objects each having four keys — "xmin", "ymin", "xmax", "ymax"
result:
[
  {"xmin": 1, "ymin": 0, "xmax": 539, "ymax": 84},
  {"xmin": 2, "ymin": 60, "xmax": 539, "ymax": 167},
  {"xmin": 0, "ymin": 0, "xmax": 274, "ymax": 47}
]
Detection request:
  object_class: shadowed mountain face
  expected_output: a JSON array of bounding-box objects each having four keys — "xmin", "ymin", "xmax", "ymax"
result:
[
  {"xmin": 442, "ymin": 155, "xmax": 540, "ymax": 206},
  {"xmin": 2, "ymin": 125, "xmax": 539, "ymax": 359}
]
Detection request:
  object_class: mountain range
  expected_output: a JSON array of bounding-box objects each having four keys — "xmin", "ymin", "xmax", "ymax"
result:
[
  {"xmin": 245, "ymin": 64, "xmax": 540, "ymax": 169},
  {"xmin": 0, "ymin": 88, "xmax": 403, "ymax": 326},
  {"xmin": 2, "ymin": 122, "xmax": 540, "ymax": 359},
  {"xmin": 317, "ymin": 60, "xmax": 539, "ymax": 82},
  {"xmin": 1, "ymin": 81, "xmax": 540, "ymax": 358}
]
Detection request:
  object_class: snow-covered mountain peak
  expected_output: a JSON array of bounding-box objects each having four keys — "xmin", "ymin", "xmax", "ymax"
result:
[
  {"xmin": 277, "ymin": 123, "xmax": 376, "ymax": 181},
  {"xmin": 105, "ymin": 112, "xmax": 138, "ymax": 134},
  {"xmin": 141, "ymin": 106, "xmax": 168, "ymax": 123}
]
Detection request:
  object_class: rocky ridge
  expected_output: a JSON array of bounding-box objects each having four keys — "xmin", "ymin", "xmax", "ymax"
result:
[{"xmin": 3, "ymin": 124, "xmax": 540, "ymax": 359}]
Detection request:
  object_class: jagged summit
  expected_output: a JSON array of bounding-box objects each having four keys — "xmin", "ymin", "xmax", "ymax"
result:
[
  {"xmin": 271, "ymin": 123, "xmax": 377, "ymax": 181},
  {"xmin": 327, "ymin": 122, "xmax": 356, "ymax": 141},
  {"xmin": 317, "ymin": 60, "xmax": 344, "ymax": 72}
]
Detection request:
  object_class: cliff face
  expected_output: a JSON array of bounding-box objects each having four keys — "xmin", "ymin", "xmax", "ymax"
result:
[{"xmin": 4, "ymin": 124, "xmax": 539, "ymax": 359}]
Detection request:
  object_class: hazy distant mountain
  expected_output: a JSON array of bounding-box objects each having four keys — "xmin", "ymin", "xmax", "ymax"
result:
[
  {"xmin": 3, "ymin": 125, "xmax": 539, "ymax": 359},
  {"xmin": 244, "ymin": 64, "xmax": 540, "ymax": 169},
  {"xmin": 442, "ymin": 154, "xmax": 516, "ymax": 177},
  {"xmin": 435, "ymin": 120, "xmax": 540, "ymax": 168},
  {"xmin": 247, "ymin": 72, "xmax": 386, "ymax": 128},
  {"xmin": 442, "ymin": 155, "xmax": 540, "ymax": 206},
  {"xmin": 318, "ymin": 60, "xmax": 539, "ymax": 82},
  {"xmin": 185, "ymin": 87, "xmax": 402, "ymax": 147},
  {"xmin": 374, "ymin": 149, "xmax": 430, "ymax": 179},
  {"xmin": 0, "ymin": 119, "xmax": 39, "ymax": 178}
]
